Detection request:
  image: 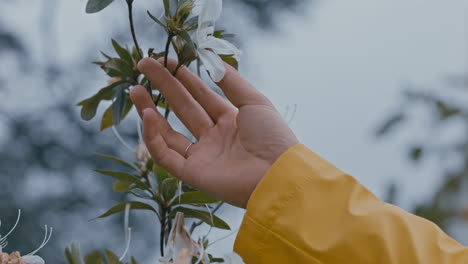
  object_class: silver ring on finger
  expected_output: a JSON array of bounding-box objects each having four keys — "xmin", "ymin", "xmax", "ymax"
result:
[{"xmin": 184, "ymin": 142, "xmax": 194, "ymax": 158}]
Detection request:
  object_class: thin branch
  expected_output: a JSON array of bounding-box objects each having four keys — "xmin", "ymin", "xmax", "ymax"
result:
[
  {"xmin": 164, "ymin": 35, "xmax": 173, "ymax": 68},
  {"xmin": 126, "ymin": 0, "xmax": 143, "ymax": 60},
  {"xmin": 154, "ymin": 93, "xmax": 163, "ymax": 108},
  {"xmin": 189, "ymin": 202, "xmax": 225, "ymax": 234},
  {"xmin": 164, "ymin": 105, "xmax": 171, "ymax": 119},
  {"xmin": 160, "ymin": 207, "xmax": 167, "ymax": 257},
  {"xmin": 172, "ymin": 62, "xmax": 183, "ymax": 76}
]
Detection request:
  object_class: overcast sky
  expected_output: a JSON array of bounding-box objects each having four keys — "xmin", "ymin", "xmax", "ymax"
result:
[
  {"xmin": 2, "ymin": 0, "xmax": 467, "ymax": 257},
  {"xmin": 217, "ymin": 0, "xmax": 468, "ymax": 250}
]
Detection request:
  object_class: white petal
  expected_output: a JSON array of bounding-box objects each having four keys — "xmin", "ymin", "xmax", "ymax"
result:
[
  {"xmin": 198, "ymin": 49, "xmax": 226, "ymax": 82},
  {"xmin": 199, "ymin": 36, "xmax": 241, "ymax": 60},
  {"xmin": 22, "ymin": 255, "xmax": 45, "ymax": 264},
  {"xmin": 195, "ymin": 26, "xmax": 215, "ymax": 44},
  {"xmin": 191, "ymin": 0, "xmax": 206, "ymax": 16},
  {"xmin": 223, "ymin": 252, "xmax": 245, "ymax": 264},
  {"xmin": 193, "ymin": 0, "xmax": 222, "ymax": 24}
]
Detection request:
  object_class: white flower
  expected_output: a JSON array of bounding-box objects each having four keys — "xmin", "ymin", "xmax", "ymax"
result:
[
  {"xmin": 223, "ymin": 252, "xmax": 245, "ymax": 264},
  {"xmin": 22, "ymin": 255, "xmax": 45, "ymax": 264},
  {"xmin": 160, "ymin": 212, "xmax": 209, "ymax": 264},
  {"xmin": 191, "ymin": 0, "xmax": 241, "ymax": 82},
  {"xmin": 0, "ymin": 210, "xmax": 51, "ymax": 264}
]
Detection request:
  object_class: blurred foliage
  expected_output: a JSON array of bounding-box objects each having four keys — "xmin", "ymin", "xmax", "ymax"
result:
[
  {"xmin": 236, "ymin": 0, "xmax": 306, "ymax": 28},
  {"xmin": 0, "ymin": 0, "xmax": 305, "ymax": 263},
  {"xmin": 65, "ymin": 242, "xmax": 138, "ymax": 264},
  {"xmin": 376, "ymin": 76, "xmax": 468, "ymax": 233}
]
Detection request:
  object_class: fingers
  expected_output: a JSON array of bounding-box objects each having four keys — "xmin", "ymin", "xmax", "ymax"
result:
[
  {"xmin": 130, "ymin": 86, "xmax": 194, "ymax": 156},
  {"xmin": 161, "ymin": 58, "xmax": 235, "ymax": 121},
  {"xmin": 144, "ymin": 107, "xmax": 194, "ymax": 155},
  {"xmin": 137, "ymin": 58, "xmax": 214, "ymax": 139},
  {"xmin": 143, "ymin": 109, "xmax": 186, "ymax": 178},
  {"xmin": 216, "ymin": 63, "xmax": 271, "ymax": 108},
  {"xmin": 129, "ymin": 85, "xmax": 157, "ymax": 117}
]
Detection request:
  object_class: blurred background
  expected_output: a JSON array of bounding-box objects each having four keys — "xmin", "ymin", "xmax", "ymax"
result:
[{"xmin": 0, "ymin": 0, "xmax": 467, "ymax": 262}]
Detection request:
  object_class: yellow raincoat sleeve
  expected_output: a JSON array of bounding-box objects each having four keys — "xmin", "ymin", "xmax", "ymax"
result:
[{"xmin": 234, "ymin": 144, "xmax": 468, "ymax": 263}]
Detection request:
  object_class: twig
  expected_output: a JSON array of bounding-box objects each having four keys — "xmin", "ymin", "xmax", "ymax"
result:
[
  {"xmin": 164, "ymin": 105, "xmax": 171, "ymax": 119},
  {"xmin": 190, "ymin": 202, "xmax": 225, "ymax": 234},
  {"xmin": 126, "ymin": 0, "xmax": 143, "ymax": 60},
  {"xmin": 154, "ymin": 93, "xmax": 163, "ymax": 107},
  {"xmin": 160, "ymin": 207, "xmax": 167, "ymax": 256},
  {"xmin": 164, "ymin": 35, "xmax": 173, "ymax": 68},
  {"xmin": 172, "ymin": 62, "xmax": 183, "ymax": 76}
]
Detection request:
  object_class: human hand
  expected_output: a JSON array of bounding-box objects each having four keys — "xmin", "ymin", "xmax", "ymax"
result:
[{"xmin": 130, "ymin": 58, "xmax": 298, "ymax": 208}]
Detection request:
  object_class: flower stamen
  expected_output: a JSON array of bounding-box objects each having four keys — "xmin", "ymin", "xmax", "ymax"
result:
[
  {"xmin": 0, "ymin": 209, "xmax": 21, "ymax": 248},
  {"xmin": 119, "ymin": 203, "xmax": 132, "ymax": 262},
  {"xmin": 27, "ymin": 225, "xmax": 53, "ymax": 256}
]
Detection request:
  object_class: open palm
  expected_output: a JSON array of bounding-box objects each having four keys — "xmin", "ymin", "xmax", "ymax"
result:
[{"xmin": 130, "ymin": 58, "xmax": 297, "ymax": 208}]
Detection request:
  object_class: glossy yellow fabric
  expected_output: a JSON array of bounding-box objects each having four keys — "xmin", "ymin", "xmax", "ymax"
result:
[{"xmin": 234, "ymin": 144, "xmax": 468, "ymax": 263}]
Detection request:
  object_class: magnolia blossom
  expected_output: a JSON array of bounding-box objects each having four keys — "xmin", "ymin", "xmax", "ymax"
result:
[
  {"xmin": 191, "ymin": 0, "xmax": 241, "ymax": 82},
  {"xmin": 160, "ymin": 212, "xmax": 209, "ymax": 264},
  {"xmin": 0, "ymin": 210, "xmax": 50, "ymax": 264}
]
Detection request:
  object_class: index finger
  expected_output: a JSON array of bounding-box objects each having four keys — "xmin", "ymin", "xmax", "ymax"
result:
[{"xmin": 137, "ymin": 58, "xmax": 214, "ymax": 139}]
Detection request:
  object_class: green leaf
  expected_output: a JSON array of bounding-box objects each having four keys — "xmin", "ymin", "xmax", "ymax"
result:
[
  {"xmin": 65, "ymin": 242, "xmax": 85, "ymax": 264},
  {"xmin": 130, "ymin": 257, "xmax": 138, "ymax": 264},
  {"xmin": 94, "ymin": 170, "xmax": 147, "ymax": 190},
  {"xmin": 92, "ymin": 61, "xmax": 105, "ymax": 66},
  {"xmin": 175, "ymin": 0, "xmax": 193, "ymax": 24},
  {"xmin": 219, "ymin": 54, "xmax": 238, "ymax": 70},
  {"xmin": 100, "ymin": 51, "xmax": 112, "ymax": 60},
  {"xmin": 147, "ymin": 10, "xmax": 166, "ymax": 28},
  {"xmin": 181, "ymin": 183, "xmax": 197, "ymax": 193},
  {"xmin": 113, "ymin": 180, "xmax": 133, "ymax": 192},
  {"xmin": 105, "ymin": 250, "xmax": 121, "ymax": 264},
  {"xmin": 85, "ymin": 251, "xmax": 103, "ymax": 264},
  {"xmin": 86, "ymin": 0, "xmax": 115, "ymax": 14},
  {"xmin": 100, "ymin": 97, "xmax": 133, "ymax": 130},
  {"xmin": 169, "ymin": 207, "xmax": 230, "ymax": 230},
  {"xmin": 112, "ymin": 84, "xmax": 129, "ymax": 126},
  {"xmin": 112, "ymin": 39, "xmax": 133, "ymax": 64},
  {"xmin": 77, "ymin": 80, "xmax": 127, "ymax": 121},
  {"xmin": 163, "ymin": 0, "xmax": 171, "ymax": 16},
  {"xmin": 65, "ymin": 248, "xmax": 75, "ymax": 264},
  {"xmin": 96, "ymin": 154, "xmax": 137, "ymax": 170},
  {"xmin": 213, "ymin": 30, "xmax": 225, "ymax": 39},
  {"xmin": 208, "ymin": 254, "xmax": 225, "ymax": 263},
  {"xmin": 130, "ymin": 188, "xmax": 153, "ymax": 199},
  {"xmin": 153, "ymin": 164, "xmax": 170, "ymax": 186},
  {"xmin": 131, "ymin": 46, "xmax": 143, "ymax": 62},
  {"xmin": 170, "ymin": 192, "xmax": 219, "ymax": 206},
  {"xmin": 97, "ymin": 201, "xmax": 156, "ymax": 219},
  {"xmin": 106, "ymin": 58, "xmax": 134, "ymax": 78},
  {"xmin": 213, "ymin": 30, "xmax": 235, "ymax": 40},
  {"xmin": 178, "ymin": 30, "xmax": 197, "ymax": 64},
  {"xmin": 161, "ymin": 178, "xmax": 178, "ymax": 202}
]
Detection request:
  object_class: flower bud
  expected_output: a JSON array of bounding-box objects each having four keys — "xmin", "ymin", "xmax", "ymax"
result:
[
  {"xmin": 107, "ymin": 77, "xmax": 121, "ymax": 86},
  {"xmin": 176, "ymin": 1, "xmax": 194, "ymax": 25},
  {"xmin": 135, "ymin": 144, "xmax": 151, "ymax": 164}
]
